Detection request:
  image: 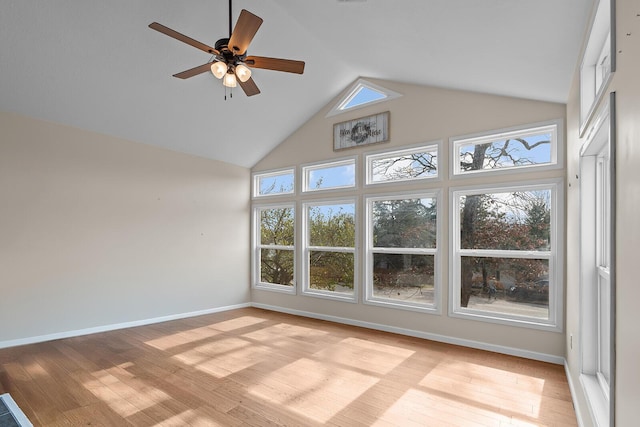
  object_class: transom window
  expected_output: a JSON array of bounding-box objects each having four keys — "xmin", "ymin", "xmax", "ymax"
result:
[
  {"xmin": 302, "ymin": 159, "xmax": 356, "ymax": 192},
  {"xmin": 253, "ymin": 169, "xmax": 294, "ymax": 197},
  {"xmin": 451, "ymin": 121, "xmax": 560, "ymax": 176},
  {"xmin": 326, "ymin": 78, "xmax": 402, "ymax": 117},
  {"xmin": 366, "ymin": 143, "xmax": 439, "ymax": 184}
]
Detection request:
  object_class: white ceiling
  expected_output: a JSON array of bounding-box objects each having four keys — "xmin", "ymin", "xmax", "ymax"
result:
[{"xmin": 0, "ymin": 0, "xmax": 593, "ymax": 168}]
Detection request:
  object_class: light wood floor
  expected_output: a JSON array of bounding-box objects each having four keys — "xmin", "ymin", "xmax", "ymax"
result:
[{"xmin": 0, "ymin": 308, "xmax": 577, "ymax": 426}]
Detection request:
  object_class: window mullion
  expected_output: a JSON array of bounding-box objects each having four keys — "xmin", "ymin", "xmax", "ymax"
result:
[{"xmin": 458, "ymin": 249, "xmax": 552, "ymax": 259}]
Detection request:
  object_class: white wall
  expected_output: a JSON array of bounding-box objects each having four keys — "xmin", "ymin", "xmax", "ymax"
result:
[
  {"xmin": 0, "ymin": 112, "xmax": 250, "ymax": 345},
  {"xmin": 252, "ymin": 80, "xmax": 568, "ymax": 360},
  {"xmin": 564, "ymin": 0, "xmax": 640, "ymax": 424}
]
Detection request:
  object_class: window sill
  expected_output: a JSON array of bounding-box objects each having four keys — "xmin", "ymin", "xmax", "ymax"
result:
[
  {"xmin": 253, "ymin": 283, "xmax": 297, "ymax": 295},
  {"xmin": 448, "ymin": 308, "xmax": 562, "ymax": 332},
  {"xmin": 580, "ymin": 373, "xmax": 609, "ymax": 427},
  {"xmin": 364, "ymin": 297, "xmax": 440, "ymax": 314}
]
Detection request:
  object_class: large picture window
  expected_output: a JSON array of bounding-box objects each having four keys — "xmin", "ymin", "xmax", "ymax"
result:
[
  {"xmin": 365, "ymin": 193, "xmax": 440, "ymax": 311},
  {"xmin": 302, "ymin": 200, "xmax": 356, "ymax": 301},
  {"xmin": 450, "ymin": 180, "xmax": 563, "ymax": 330},
  {"xmin": 253, "ymin": 204, "xmax": 296, "ymax": 293}
]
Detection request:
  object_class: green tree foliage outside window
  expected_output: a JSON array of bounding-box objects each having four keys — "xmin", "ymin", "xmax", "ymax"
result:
[
  {"xmin": 259, "ymin": 207, "xmax": 294, "ymax": 286},
  {"xmin": 308, "ymin": 204, "xmax": 355, "ymax": 292}
]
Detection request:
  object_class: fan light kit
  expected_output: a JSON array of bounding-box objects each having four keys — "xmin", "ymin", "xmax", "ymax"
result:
[{"xmin": 149, "ymin": 0, "xmax": 305, "ymax": 98}]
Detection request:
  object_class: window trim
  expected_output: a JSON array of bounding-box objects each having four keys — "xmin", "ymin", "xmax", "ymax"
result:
[
  {"xmin": 302, "ymin": 157, "xmax": 357, "ymax": 193},
  {"xmin": 579, "ymin": 95, "xmax": 615, "ymax": 427},
  {"xmin": 252, "ymin": 202, "xmax": 297, "ymax": 294},
  {"xmin": 301, "ymin": 197, "xmax": 358, "ymax": 303},
  {"xmin": 449, "ymin": 119, "xmax": 563, "ymax": 179},
  {"xmin": 326, "ymin": 78, "xmax": 402, "ymax": 118},
  {"xmin": 364, "ymin": 190, "xmax": 442, "ymax": 313},
  {"xmin": 579, "ymin": 0, "xmax": 615, "ymax": 136},
  {"xmin": 365, "ymin": 141, "xmax": 441, "ymax": 187},
  {"xmin": 252, "ymin": 167, "xmax": 296, "ymax": 198},
  {"xmin": 448, "ymin": 178, "xmax": 564, "ymax": 332}
]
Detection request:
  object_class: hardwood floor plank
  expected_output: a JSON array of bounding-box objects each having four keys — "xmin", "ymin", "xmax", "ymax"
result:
[{"xmin": 0, "ymin": 308, "xmax": 577, "ymax": 426}]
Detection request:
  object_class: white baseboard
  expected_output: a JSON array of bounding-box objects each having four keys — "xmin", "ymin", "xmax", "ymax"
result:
[
  {"xmin": 252, "ymin": 302, "xmax": 565, "ymax": 365},
  {"xmin": 0, "ymin": 302, "xmax": 251, "ymax": 349},
  {"xmin": 564, "ymin": 361, "xmax": 585, "ymax": 427}
]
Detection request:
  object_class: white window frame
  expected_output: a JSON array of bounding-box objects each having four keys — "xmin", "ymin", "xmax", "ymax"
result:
[
  {"xmin": 449, "ymin": 179, "xmax": 564, "ymax": 331},
  {"xmin": 252, "ymin": 168, "xmax": 295, "ymax": 198},
  {"xmin": 365, "ymin": 142, "xmax": 441, "ymax": 186},
  {"xmin": 364, "ymin": 191, "xmax": 441, "ymax": 313},
  {"xmin": 302, "ymin": 157, "xmax": 357, "ymax": 193},
  {"xmin": 252, "ymin": 203, "xmax": 297, "ymax": 294},
  {"xmin": 450, "ymin": 120, "xmax": 563, "ymax": 178},
  {"xmin": 579, "ymin": 0, "xmax": 615, "ymax": 136},
  {"xmin": 579, "ymin": 96, "xmax": 614, "ymax": 427},
  {"xmin": 301, "ymin": 198, "xmax": 358, "ymax": 303},
  {"xmin": 326, "ymin": 78, "xmax": 402, "ymax": 118}
]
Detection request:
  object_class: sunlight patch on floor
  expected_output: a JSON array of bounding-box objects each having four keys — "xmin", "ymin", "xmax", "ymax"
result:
[
  {"xmin": 173, "ymin": 337, "xmax": 272, "ymax": 378},
  {"xmin": 376, "ymin": 387, "xmax": 515, "ymax": 426},
  {"xmin": 248, "ymin": 357, "xmax": 379, "ymax": 424},
  {"xmin": 83, "ymin": 367, "xmax": 171, "ymax": 418},
  {"xmin": 145, "ymin": 326, "xmax": 223, "ymax": 351},
  {"xmin": 210, "ymin": 316, "xmax": 268, "ymax": 332},
  {"xmin": 242, "ymin": 322, "xmax": 329, "ymax": 345},
  {"xmin": 314, "ymin": 337, "xmax": 414, "ymax": 375},
  {"xmin": 419, "ymin": 360, "xmax": 544, "ymax": 418}
]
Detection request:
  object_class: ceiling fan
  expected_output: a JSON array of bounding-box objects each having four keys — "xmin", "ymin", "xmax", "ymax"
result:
[{"xmin": 149, "ymin": 0, "xmax": 305, "ymax": 97}]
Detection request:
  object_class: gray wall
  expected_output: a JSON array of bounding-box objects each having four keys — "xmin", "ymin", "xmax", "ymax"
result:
[{"xmin": 0, "ymin": 112, "xmax": 250, "ymax": 345}]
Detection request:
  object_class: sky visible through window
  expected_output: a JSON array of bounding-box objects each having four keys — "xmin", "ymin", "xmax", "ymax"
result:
[
  {"xmin": 342, "ymin": 86, "xmax": 387, "ymax": 110},
  {"xmin": 258, "ymin": 171, "xmax": 294, "ymax": 196},
  {"xmin": 307, "ymin": 163, "xmax": 355, "ymax": 190},
  {"xmin": 457, "ymin": 132, "xmax": 553, "ymax": 171}
]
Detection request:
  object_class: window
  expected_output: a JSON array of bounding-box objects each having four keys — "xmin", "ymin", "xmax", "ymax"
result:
[
  {"xmin": 251, "ymin": 118, "xmax": 564, "ymax": 330},
  {"xmin": 365, "ymin": 193, "xmax": 440, "ymax": 311},
  {"xmin": 326, "ymin": 78, "xmax": 402, "ymax": 117},
  {"xmin": 253, "ymin": 204, "xmax": 296, "ymax": 293},
  {"xmin": 451, "ymin": 121, "xmax": 560, "ymax": 176},
  {"xmin": 302, "ymin": 159, "xmax": 356, "ymax": 192},
  {"xmin": 302, "ymin": 200, "xmax": 356, "ymax": 301},
  {"xmin": 579, "ymin": 0, "xmax": 614, "ymax": 134},
  {"xmin": 450, "ymin": 180, "xmax": 563, "ymax": 330},
  {"xmin": 366, "ymin": 143, "xmax": 439, "ymax": 185},
  {"xmin": 253, "ymin": 169, "xmax": 294, "ymax": 197},
  {"xmin": 579, "ymin": 96, "xmax": 614, "ymax": 427}
]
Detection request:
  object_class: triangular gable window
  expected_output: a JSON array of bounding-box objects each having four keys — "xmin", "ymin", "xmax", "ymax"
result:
[{"xmin": 326, "ymin": 79, "xmax": 402, "ymax": 117}]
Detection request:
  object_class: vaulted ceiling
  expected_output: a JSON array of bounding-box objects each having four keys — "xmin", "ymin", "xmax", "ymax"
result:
[{"xmin": 0, "ymin": 0, "xmax": 593, "ymax": 167}]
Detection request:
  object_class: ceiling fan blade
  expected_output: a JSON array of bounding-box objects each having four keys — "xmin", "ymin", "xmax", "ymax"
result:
[
  {"xmin": 149, "ymin": 22, "xmax": 219, "ymax": 55},
  {"xmin": 228, "ymin": 10, "xmax": 263, "ymax": 55},
  {"xmin": 173, "ymin": 62, "xmax": 214, "ymax": 79},
  {"xmin": 245, "ymin": 56, "xmax": 305, "ymax": 74},
  {"xmin": 239, "ymin": 77, "xmax": 261, "ymax": 97}
]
